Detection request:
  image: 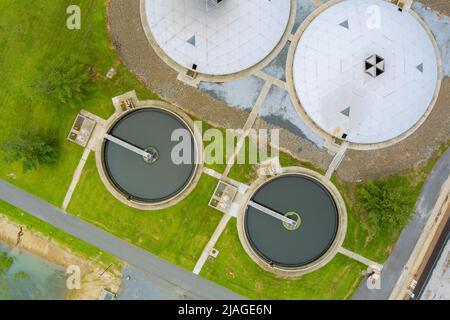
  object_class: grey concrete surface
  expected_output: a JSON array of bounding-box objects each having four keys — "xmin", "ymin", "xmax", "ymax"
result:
[
  {"xmin": 0, "ymin": 180, "xmax": 244, "ymax": 300},
  {"xmin": 259, "ymin": 84, "xmax": 325, "ymax": 148},
  {"xmin": 420, "ymin": 235, "xmax": 450, "ymax": 300},
  {"xmin": 262, "ymin": 42, "xmax": 290, "ymax": 81},
  {"xmin": 414, "ymin": 2, "xmax": 450, "ymax": 77},
  {"xmin": 197, "ymin": 0, "xmax": 325, "ymax": 150},
  {"xmin": 117, "ymin": 264, "xmax": 201, "ymax": 300},
  {"xmin": 353, "ymin": 148, "xmax": 450, "ymax": 300},
  {"xmin": 293, "ymin": 0, "xmax": 317, "ymax": 33},
  {"xmin": 199, "ymin": 76, "xmax": 265, "ymax": 112}
]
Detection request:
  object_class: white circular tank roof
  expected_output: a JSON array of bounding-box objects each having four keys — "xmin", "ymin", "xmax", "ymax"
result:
[
  {"xmin": 292, "ymin": 0, "xmax": 439, "ymax": 145},
  {"xmin": 144, "ymin": 0, "xmax": 291, "ymax": 76}
]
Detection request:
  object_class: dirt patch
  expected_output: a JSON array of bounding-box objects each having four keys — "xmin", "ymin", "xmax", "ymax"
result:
[
  {"xmin": 0, "ymin": 215, "xmax": 121, "ymax": 300},
  {"xmin": 419, "ymin": 0, "xmax": 450, "ymax": 16}
]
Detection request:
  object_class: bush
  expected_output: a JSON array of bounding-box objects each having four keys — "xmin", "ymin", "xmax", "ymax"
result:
[
  {"xmin": 34, "ymin": 56, "xmax": 90, "ymax": 108},
  {"xmin": 356, "ymin": 176, "xmax": 417, "ymax": 231},
  {"xmin": 2, "ymin": 128, "xmax": 59, "ymax": 172}
]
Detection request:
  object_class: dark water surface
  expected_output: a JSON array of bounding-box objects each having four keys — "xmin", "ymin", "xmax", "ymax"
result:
[
  {"xmin": 104, "ymin": 108, "xmax": 196, "ymax": 202},
  {"xmin": 245, "ymin": 175, "xmax": 338, "ymax": 267}
]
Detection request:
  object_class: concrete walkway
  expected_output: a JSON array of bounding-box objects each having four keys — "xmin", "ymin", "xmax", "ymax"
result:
[
  {"xmin": 339, "ymin": 247, "xmax": 383, "ymax": 270},
  {"xmin": 194, "ymin": 81, "xmax": 275, "ymax": 274},
  {"xmin": 325, "ymin": 142, "xmax": 349, "ymax": 179},
  {"xmin": 254, "ymin": 70, "xmax": 287, "ymax": 90},
  {"xmin": 353, "ymin": 148, "xmax": 450, "ymax": 300},
  {"xmin": 0, "ymin": 180, "xmax": 244, "ymax": 300},
  {"xmin": 63, "ymin": 110, "xmax": 106, "ymax": 211},
  {"xmin": 203, "ymin": 167, "xmax": 249, "ymax": 193},
  {"xmin": 62, "ymin": 147, "xmax": 91, "ymax": 210},
  {"xmin": 222, "ymin": 81, "xmax": 272, "ymax": 178},
  {"xmin": 310, "ymin": 0, "xmax": 323, "ymax": 8},
  {"xmin": 203, "ymin": 167, "xmax": 222, "ymax": 180},
  {"xmin": 193, "ymin": 214, "xmax": 232, "ymax": 275}
]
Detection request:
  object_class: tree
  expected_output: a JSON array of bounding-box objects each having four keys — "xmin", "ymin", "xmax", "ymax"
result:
[
  {"xmin": 2, "ymin": 128, "xmax": 59, "ymax": 172},
  {"xmin": 356, "ymin": 176, "xmax": 416, "ymax": 231},
  {"xmin": 34, "ymin": 56, "xmax": 90, "ymax": 108}
]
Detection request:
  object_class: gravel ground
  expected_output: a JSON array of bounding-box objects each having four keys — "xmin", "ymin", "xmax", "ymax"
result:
[{"xmin": 419, "ymin": 0, "xmax": 450, "ymax": 16}]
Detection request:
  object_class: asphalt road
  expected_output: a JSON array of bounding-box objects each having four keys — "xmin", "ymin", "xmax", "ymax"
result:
[
  {"xmin": 354, "ymin": 148, "xmax": 450, "ymax": 300},
  {"xmin": 0, "ymin": 180, "xmax": 243, "ymax": 300}
]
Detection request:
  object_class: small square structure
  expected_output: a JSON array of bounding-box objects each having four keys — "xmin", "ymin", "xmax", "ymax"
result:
[
  {"xmin": 67, "ymin": 114, "xmax": 96, "ymax": 147},
  {"xmin": 99, "ymin": 289, "xmax": 117, "ymax": 300},
  {"xmin": 257, "ymin": 157, "xmax": 283, "ymax": 177},
  {"xmin": 209, "ymin": 248, "xmax": 220, "ymax": 258},
  {"xmin": 112, "ymin": 91, "xmax": 138, "ymax": 113},
  {"xmin": 208, "ymin": 181, "xmax": 238, "ymax": 214}
]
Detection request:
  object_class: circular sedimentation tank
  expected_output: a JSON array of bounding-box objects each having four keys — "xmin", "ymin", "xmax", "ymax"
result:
[
  {"xmin": 287, "ymin": 0, "xmax": 441, "ymax": 150},
  {"xmin": 141, "ymin": 0, "xmax": 295, "ymax": 80},
  {"xmin": 98, "ymin": 104, "xmax": 202, "ymax": 210},
  {"xmin": 238, "ymin": 169, "xmax": 346, "ymax": 276}
]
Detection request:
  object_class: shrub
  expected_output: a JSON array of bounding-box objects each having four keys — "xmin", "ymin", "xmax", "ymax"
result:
[
  {"xmin": 356, "ymin": 176, "xmax": 416, "ymax": 231},
  {"xmin": 34, "ymin": 56, "xmax": 90, "ymax": 108},
  {"xmin": 2, "ymin": 128, "xmax": 59, "ymax": 172}
]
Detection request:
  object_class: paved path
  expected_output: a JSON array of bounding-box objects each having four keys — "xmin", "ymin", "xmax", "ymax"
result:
[
  {"xmin": 353, "ymin": 148, "xmax": 450, "ymax": 300},
  {"xmin": 0, "ymin": 180, "xmax": 244, "ymax": 300},
  {"xmin": 338, "ymin": 247, "xmax": 383, "ymax": 269},
  {"xmin": 193, "ymin": 214, "xmax": 232, "ymax": 275},
  {"xmin": 325, "ymin": 142, "xmax": 349, "ymax": 179},
  {"xmin": 62, "ymin": 147, "xmax": 91, "ymax": 210},
  {"xmin": 254, "ymin": 70, "xmax": 287, "ymax": 90},
  {"xmin": 222, "ymin": 81, "xmax": 273, "ymax": 178},
  {"xmin": 194, "ymin": 80, "xmax": 274, "ymax": 273},
  {"xmin": 195, "ymin": 78, "xmax": 272, "ymax": 272},
  {"xmin": 310, "ymin": 0, "xmax": 323, "ymax": 8},
  {"xmin": 63, "ymin": 110, "xmax": 106, "ymax": 211}
]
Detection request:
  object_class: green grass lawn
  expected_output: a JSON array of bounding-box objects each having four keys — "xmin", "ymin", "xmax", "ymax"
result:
[
  {"xmin": 228, "ymin": 137, "xmax": 262, "ymax": 184},
  {"xmin": 0, "ymin": 200, "xmax": 121, "ymax": 271},
  {"xmin": 2, "ymin": 0, "xmax": 446, "ymax": 300},
  {"xmin": 228, "ymin": 138, "xmax": 325, "ymax": 185},
  {"xmin": 334, "ymin": 140, "xmax": 450, "ymax": 263},
  {"xmin": 336, "ymin": 181, "xmax": 404, "ymax": 263},
  {"xmin": 278, "ymin": 152, "xmax": 326, "ymax": 175},
  {"xmin": 0, "ymin": 0, "xmax": 157, "ymax": 206},
  {"xmin": 67, "ymin": 155, "xmax": 222, "ymax": 270},
  {"xmin": 195, "ymin": 119, "xmax": 228, "ymax": 175},
  {"xmin": 201, "ymin": 219, "xmax": 366, "ymax": 300}
]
